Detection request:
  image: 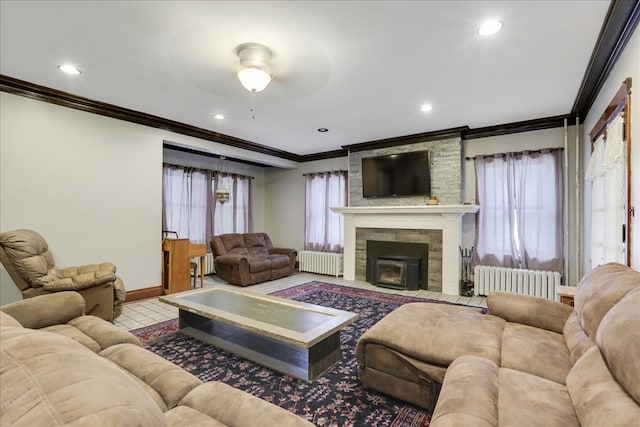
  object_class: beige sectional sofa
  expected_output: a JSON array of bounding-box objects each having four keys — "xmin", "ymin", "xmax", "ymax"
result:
[
  {"xmin": 356, "ymin": 262, "xmax": 640, "ymax": 426},
  {"xmin": 0, "ymin": 292, "xmax": 313, "ymax": 427}
]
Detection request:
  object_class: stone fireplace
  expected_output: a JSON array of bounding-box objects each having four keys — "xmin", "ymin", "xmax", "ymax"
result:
[{"xmin": 332, "ymin": 205, "xmax": 478, "ymax": 296}]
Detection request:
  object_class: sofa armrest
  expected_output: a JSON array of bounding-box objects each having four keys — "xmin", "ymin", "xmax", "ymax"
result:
[
  {"xmin": 177, "ymin": 382, "xmax": 314, "ymax": 426},
  {"xmin": 270, "ymin": 247, "xmax": 297, "ymax": 257},
  {"xmin": 42, "ymin": 270, "xmax": 117, "ymax": 291},
  {"xmin": 0, "ymin": 291, "xmax": 85, "ymax": 329},
  {"xmin": 488, "ymin": 291, "xmax": 573, "ymax": 333}
]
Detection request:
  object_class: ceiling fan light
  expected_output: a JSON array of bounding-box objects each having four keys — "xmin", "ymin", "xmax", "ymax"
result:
[
  {"xmin": 478, "ymin": 19, "xmax": 503, "ymax": 36},
  {"xmin": 237, "ymin": 67, "xmax": 272, "ymax": 92}
]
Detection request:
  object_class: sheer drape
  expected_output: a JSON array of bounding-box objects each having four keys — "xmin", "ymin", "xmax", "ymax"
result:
[
  {"xmin": 304, "ymin": 171, "xmax": 347, "ymax": 253},
  {"xmin": 213, "ymin": 172, "xmax": 252, "ymax": 235},
  {"xmin": 473, "ymin": 149, "xmax": 563, "ymax": 273},
  {"xmin": 162, "ymin": 165, "xmax": 212, "ymax": 244},
  {"xmin": 163, "ymin": 165, "xmax": 251, "ymax": 245},
  {"xmin": 586, "ymin": 112, "xmax": 626, "ymax": 267}
]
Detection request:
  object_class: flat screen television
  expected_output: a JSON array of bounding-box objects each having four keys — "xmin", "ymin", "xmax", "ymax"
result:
[{"xmin": 362, "ymin": 150, "xmax": 431, "ymax": 198}]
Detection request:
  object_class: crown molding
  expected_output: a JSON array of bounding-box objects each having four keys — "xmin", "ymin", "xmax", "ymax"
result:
[
  {"xmin": 342, "ymin": 127, "xmax": 469, "ymax": 153},
  {"xmin": 464, "ymin": 114, "xmax": 574, "ymax": 140},
  {"xmin": 572, "ymin": 0, "xmax": 640, "ymax": 119},
  {"xmin": 0, "ymin": 74, "xmax": 303, "ymax": 162}
]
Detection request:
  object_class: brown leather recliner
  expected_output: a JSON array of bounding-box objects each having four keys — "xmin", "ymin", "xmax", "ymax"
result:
[
  {"xmin": 210, "ymin": 233, "xmax": 296, "ymax": 286},
  {"xmin": 0, "ymin": 229, "xmax": 125, "ymax": 321}
]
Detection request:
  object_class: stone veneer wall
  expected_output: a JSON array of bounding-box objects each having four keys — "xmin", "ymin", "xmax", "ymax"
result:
[
  {"xmin": 348, "ymin": 136, "xmax": 463, "ymax": 206},
  {"xmin": 356, "ymin": 228, "xmax": 443, "ymax": 292}
]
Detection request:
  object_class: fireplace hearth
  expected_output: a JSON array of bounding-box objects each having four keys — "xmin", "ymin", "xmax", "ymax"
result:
[{"xmin": 366, "ymin": 240, "xmax": 428, "ymax": 291}]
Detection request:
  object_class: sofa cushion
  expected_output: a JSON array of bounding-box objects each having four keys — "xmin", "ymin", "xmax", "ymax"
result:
[
  {"xmin": 0, "ymin": 311, "xmax": 22, "ymax": 328},
  {"xmin": 244, "ymin": 233, "xmax": 270, "ymax": 256},
  {"xmin": 177, "ymin": 382, "xmax": 314, "ymax": 426},
  {"xmin": 357, "ymin": 303, "xmax": 504, "ymax": 369},
  {"xmin": 431, "ymin": 355, "xmax": 580, "ymax": 427},
  {"xmin": 501, "ymin": 322, "xmax": 571, "ymax": 385},
  {"xmin": 497, "ymin": 366, "xmax": 579, "ymax": 427},
  {"xmin": 430, "ymin": 355, "xmax": 499, "ymax": 427},
  {"xmin": 41, "ymin": 315, "xmax": 142, "ymax": 353},
  {"xmin": 562, "ymin": 312, "xmax": 594, "ymax": 364},
  {"xmin": 247, "ymin": 256, "xmax": 272, "ymax": 272},
  {"xmin": 268, "ymin": 254, "xmax": 291, "ymax": 269},
  {"xmin": 100, "ymin": 343, "xmax": 202, "ymax": 412},
  {"xmin": 165, "ymin": 406, "xmax": 227, "ymax": 426},
  {"xmin": 567, "ymin": 346, "xmax": 640, "ymax": 426},
  {"xmin": 219, "ymin": 234, "xmax": 249, "ymax": 256},
  {"xmin": 595, "ymin": 288, "xmax": 640, "ymax": 404},
  {"xmin": 0, "ymin": 326, "xmax": 166, "ymax": 426},
  {"xmin": 573, "ymin": 262, "xmax": 640, "ymax": 339}
]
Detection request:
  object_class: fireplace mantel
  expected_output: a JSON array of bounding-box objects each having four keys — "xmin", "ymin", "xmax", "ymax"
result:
[{"xmin": 332, "ymin": 204, "xmax": 479, "ymax": 296}]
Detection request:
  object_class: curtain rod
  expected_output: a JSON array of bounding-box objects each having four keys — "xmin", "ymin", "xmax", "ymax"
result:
[
  {"xmin": 465, "ymin": 147, "xmax": 564, "ymax": 161},
  {"xmin": 302, "ymin": 170, "xmax": 348, "ymax": 176},
  {"xmin": 590, "ymin": 102, "xmax": 626, "ymax": 143},
  {"xmin": 163, "ymin": 162, "xmax": 254, "ymax": 179}
]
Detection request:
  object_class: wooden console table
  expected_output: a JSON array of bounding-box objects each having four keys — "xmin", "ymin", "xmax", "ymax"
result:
[
  {"xmin": 557, "ymin": 285, "xmax": 576, "ymax": 307},
  {"xmin": 162, "ymin": 239, "xmax": 206, "ymax": 294}
]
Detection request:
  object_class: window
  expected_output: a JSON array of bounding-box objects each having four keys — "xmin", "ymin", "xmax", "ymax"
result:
[
  {"xmin": 587, "ymin": 113, "xmax": 626, "ymax": 267},
  {"xmin": 162, "ymin": 164, "xmax": 251, "ymax": 245},
  {"xmin": 162, "ymin": 166, "xmax": 211, "ymax": 244},
  {"xmin": 587, "ymin": 78, "xmax": 631, "ymax": 268},
  {"xmin": 473, "ymin": 149, "xmax": 563, "ymax": 273},
  {"xmin": 213, "ymin": 172, "xmax": 251, "ymax": 235},
  {"xmin": 304, "ymin": 171, "xmax": 347, "ymax": 253}
]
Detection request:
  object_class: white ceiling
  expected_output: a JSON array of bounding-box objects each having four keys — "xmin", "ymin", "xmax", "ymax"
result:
[{"xmin": 0, "ymin": 1, "xmax": 611, "ymax": 157}]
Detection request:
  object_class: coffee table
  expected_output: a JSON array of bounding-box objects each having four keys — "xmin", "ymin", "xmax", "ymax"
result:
[{"xmin": 159, "ymin": 287, "xmax": 358, "ymax": 382}]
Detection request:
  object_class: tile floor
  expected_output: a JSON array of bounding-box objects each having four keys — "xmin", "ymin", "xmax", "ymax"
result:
[{"xmin": 114, "ymin": 272, "xmax": 487, "ymax": 331}]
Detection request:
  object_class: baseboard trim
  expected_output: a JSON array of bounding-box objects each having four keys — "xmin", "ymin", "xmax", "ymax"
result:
[{"xmin": 125, "ymin": 286, "xmax": 164, "ymax": 302}]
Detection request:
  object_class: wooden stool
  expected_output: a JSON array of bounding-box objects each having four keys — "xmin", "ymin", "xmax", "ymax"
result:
[{"xmin": 190, "ymin": 261, "xmax": 198, "ymax": 288}]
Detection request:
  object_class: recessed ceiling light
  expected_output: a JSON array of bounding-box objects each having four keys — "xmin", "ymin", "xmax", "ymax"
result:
[
  {"xmin": 478, "ymin": 19, "xmax": 503, "ymax": 36},
  {"xmin": 420, "ymin": 104, "xmax": 433, "ymax": 112},
  {"xmin": 214, "ymin": 114, "xmax": 225, "ymax": 120},
  {"xmin": 58, "ymin": 64, "xmax": 81, "ymax": 75},
  {"xmin": 317, "ymin": 128, "xmax": 329, "ymax": 133}
]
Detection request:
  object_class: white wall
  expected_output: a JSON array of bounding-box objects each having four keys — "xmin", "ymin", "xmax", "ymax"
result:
[
  {"xmin": 582, "ymin": 25, "xmax": 639, "ymax": 273},
  {"xmin": 0, "ymin": 92, "xmax": 162, "ymax": 302},
  {"xmin": 0, "ymin": 92, "xmax": 284, "ymax": 303},
  {"xmin": 264, "ymin": 157, "xmax": 349, "ymax": 251}
]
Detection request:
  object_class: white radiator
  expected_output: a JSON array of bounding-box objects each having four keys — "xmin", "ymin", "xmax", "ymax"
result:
[
  {"xmin": 193, "ymin": 253, "xmax": 215, "ymax": 275},
  {"xmin": 474, "ymin": 266, "xmax": 561, "ymax": 301},
  {"xmin": 299, "ymin": 251, "xmax": 344, "ymax": 277}
]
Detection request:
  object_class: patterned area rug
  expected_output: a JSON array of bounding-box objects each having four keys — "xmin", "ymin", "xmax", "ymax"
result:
[{"xmin": 133, "ymin": 282, "xmax": 459, "ymax": 426}]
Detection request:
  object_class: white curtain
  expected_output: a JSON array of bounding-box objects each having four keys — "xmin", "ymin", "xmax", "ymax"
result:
[
  {"xmin": 305, "ymin": 171, "xmax": 347, "ymax": 253},
  {"xmin": 474, "ymin": 149, "xmax": 564, "ymax": 273},
  {"xmin": 163, "ymin": 165, "xmax": 251, "ymax": 245},
  {"xmin": 586, "ymin": 112, "xmax": 626, "ymax": 267},
  {"xmin": 213, "ymin": 173, "xmax": 251, "ymax": 235},
  {"xmin": 162, "ymin": 166, "xmax": 211, "ymax": 244}
]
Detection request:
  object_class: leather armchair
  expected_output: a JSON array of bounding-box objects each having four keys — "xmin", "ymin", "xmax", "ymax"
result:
[
  {"xmin": 0, "ymin": 229, "xmax": 125, "ymax": 321},
  {"xmin": 210, "ymin": 233, "xmax": 296, "ymax": 286}
]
